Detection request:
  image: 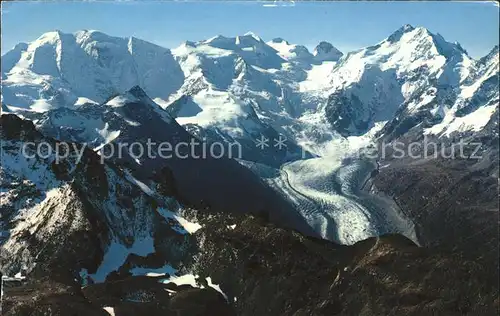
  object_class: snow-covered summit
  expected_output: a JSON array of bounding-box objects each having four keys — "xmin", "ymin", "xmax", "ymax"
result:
[
  {"xmin": 383, "ymin": 25, "xmax": 469, "ymax": 63},
  {"xmin": 266, "ymin": 38, "xmax": 314, "ymax": 61},
  {"xmin": 386, "ymin": 24, "xmax": 416, "ymax": 43},
  {"xmin": 331, "ymin": 25, "xmax": 474, "ymax": 89},
  {"xmin": 1, "ymin": 30, "xmax": 184, "ymax": 110},
  {"xmin": 321, "ymin": 24, "xmax": 495, "ymax": 137},
  {"xmin": 313, "ymin": 41, "xmax": 343, "ymax": 62},
  {"xmin": 1, "ymin": 26, "xmax": 497, "ymax": 144}
]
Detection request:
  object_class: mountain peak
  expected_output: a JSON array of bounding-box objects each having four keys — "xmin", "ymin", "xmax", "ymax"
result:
[
  {"xmin": 105, "ymin": 86, "xmax": 152, "ymax": 108},
  {"xmin": 401, "ymin": 24, "xmax": 415, "ymax": 32},
  {"xmin": 184, "ymin": 40, "xmax": 196, "ymax": 47},
  {"xmin": 480, "ymin": 45, "xmax": 499, "ymax": 61},
  {"xmin": 387, "ymin": 24, "xmax": 419, "ymax": 43},
  {"xmin": 34, "ymin": 30, "xmax": 65, "ymax": 44},
  {"xmin": 313, "ymin": 41, "xmax": 343, "ymax": 62},
  {"xmin": 430, "ymin": 31, "xmax": 469, "ymax": 58},
  {"xmin": 75, "ymin": 29, "xmax": 103, "ymax": 38},
  {"xmin": 203, "ymin": 32, "xmax": 264, "ymax": 47},
  {"xmin": 204, "ymin": 34, "xmax": 229, "ymax": 44},
  {"xmin": 13, "ymin": 42, "xmax": 29, "ymax": 51},
  {"xmin": 127, "ymin": 85, "xmax": 149, "ymax": 99},
  {"xmin": 1, "ymin": 103, "xmax": 11, "ymax": 114},
  {"xmin": 384, "ymin": 25, "xmax": 468, "ymax": 59},
  {"xmin": 243, "ymin": 31, "xmax": 262, "ymax": 42}
]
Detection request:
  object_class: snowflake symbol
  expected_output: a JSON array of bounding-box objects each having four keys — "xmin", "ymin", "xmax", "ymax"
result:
[
  {"xmin": 274, "ymin": 134, "xmax": 287, "ymax": 150},
  {"xmin": 255, "ymin": 135, "xmax": 270, "ymax": 150}
]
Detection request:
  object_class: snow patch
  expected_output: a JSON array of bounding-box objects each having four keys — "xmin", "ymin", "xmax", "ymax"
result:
[
  {"xmin": 161, "ymin": 273, "xmax": 228, "ymax": 300},
  {"xmin": 157, "ymin": 208, "xmax": 202, "ymax": 234},
  {"xmin": 74, "ymin": 97, "xmax": 98, "ymax": 106},
  {"xmin": 106, "ymin": 94, "xmax": 138, "ymax": 108},
  {"xmin": 95, "ymin": 123, "xmax": 120, "ymax": 151},
  {"xmin": 103, "ymin": 307, "xmax": 115, "ymax": 316},
  {"xmin": 299, "ymin": 62, "xmax": 337, "ymax": 93},
  {"xmin": 90, "ymin": 237, "xmax": 155, "ymax": 282},
  {"xmin": 425, "ymin": 104, "xmax": 497, "ymax": 136},
  {"xmin": 124, "ymin": 171, "xmax": 154, "ymax": 196}
]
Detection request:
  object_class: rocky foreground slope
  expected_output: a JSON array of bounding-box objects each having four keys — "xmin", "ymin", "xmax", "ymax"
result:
[
  {"xmin": 1, "ymin": 114, "xmax": 498, "ymax": 315},
  {"xmin": 3, "ymin": 210, "xmax": 498, "ymax": 315}
]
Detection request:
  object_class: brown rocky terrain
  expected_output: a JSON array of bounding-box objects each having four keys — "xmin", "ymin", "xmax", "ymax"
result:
[{"xmin": 3, "ymin": 211, "xmax": 498, "ymax": 315}]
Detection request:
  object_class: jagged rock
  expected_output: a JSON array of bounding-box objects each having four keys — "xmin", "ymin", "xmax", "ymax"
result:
[
  {"xmin": 187, "ymin": 212, "xmax": 498, "ymax": 315},
  {"xmin": 313, "ymin": 41, "xmax": 343, "ymax": 62},
  {"xmin": 2, "ymin": 278, "xmax": 108, "ymax": 316}
]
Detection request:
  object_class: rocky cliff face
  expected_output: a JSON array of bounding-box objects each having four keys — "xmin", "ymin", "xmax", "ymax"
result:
[
  {"xmin": 313, "ymin": 41, "xmax": 343, "ymax": 62},
  {"xmin": 3, "ymin": 211, "xmax": 498, "ymax": 315},
  {"xmin": 0, "ymin": 114, "xmax": 196, "ymax": 285},
  {"xmin": 371, "ymin": 111, "xmax": 499, "ymax": 282}
]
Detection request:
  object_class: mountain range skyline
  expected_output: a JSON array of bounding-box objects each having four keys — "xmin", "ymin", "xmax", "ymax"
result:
[
  {"xmin": 2, "ymin": 23, "xmax": 498, "ymax": 69},
  {"xmin": 2, "ymin": 1, "xmax": 498, "ymax": 58}
]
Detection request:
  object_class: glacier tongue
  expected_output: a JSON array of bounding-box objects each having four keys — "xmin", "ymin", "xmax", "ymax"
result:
[{"xmin": 241, "ymin": 126, "xmax": 417, "ymax": 245}]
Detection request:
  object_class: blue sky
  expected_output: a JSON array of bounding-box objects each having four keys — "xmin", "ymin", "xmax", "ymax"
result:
[{"xmin": 1, "ymin": 1, "xmax": 498, "ymax": 58}]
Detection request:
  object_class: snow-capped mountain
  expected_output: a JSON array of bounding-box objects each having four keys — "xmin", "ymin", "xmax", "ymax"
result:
[
  {"xmin": 3, "ymin": 26, "xmax": 496, "ymax": 149},
  {"xmin": 323, "ymin": 25, "xmax": 482, "ymax": 136},
  {"xmin": 167, "ymin": 32, "xmax": 315, "ymax": 160},
  {"xmin": 2, "ymin": 25, "xmax": 498, "ymax": 246},
  {"xmin": 313, "ymin": 41, "xmax": 343, "ymax": 62},
  {"xmin": 1, "ymin": 30, "xmax": 184, "ymax": 110},
  {"xmin": 266, "ymin": 37, "xmax": 314, "ymax": 62}
]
